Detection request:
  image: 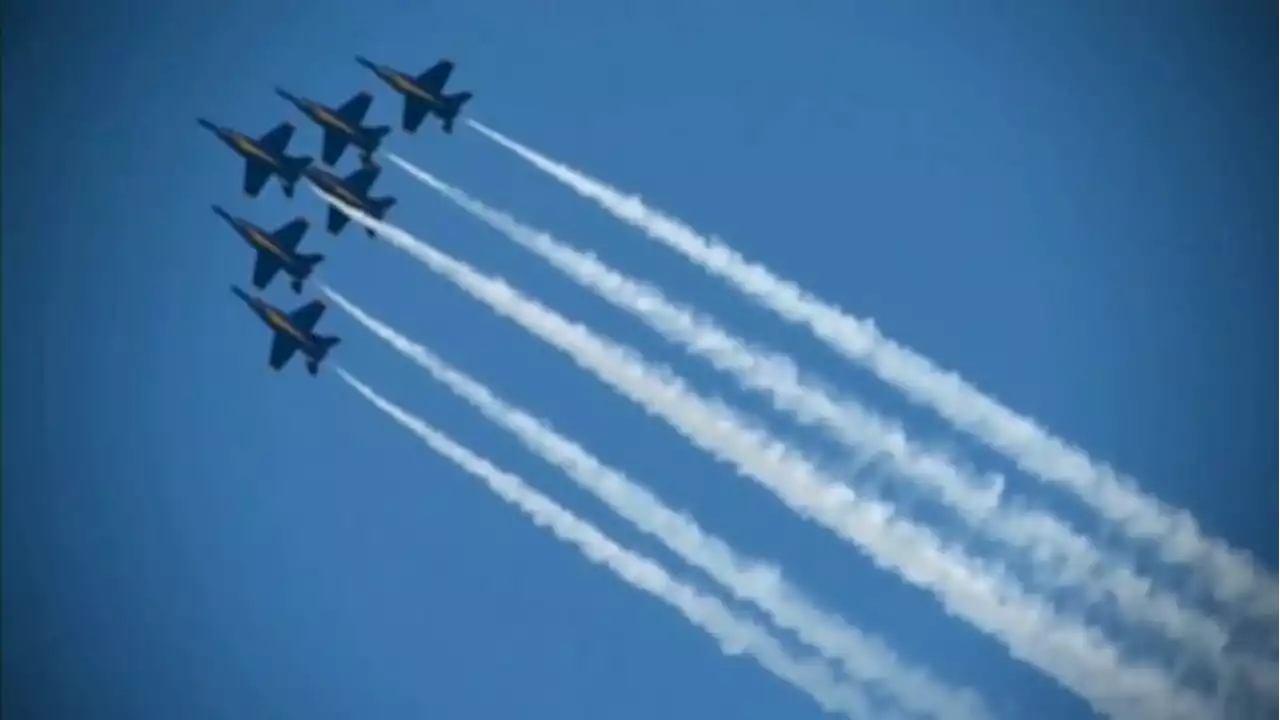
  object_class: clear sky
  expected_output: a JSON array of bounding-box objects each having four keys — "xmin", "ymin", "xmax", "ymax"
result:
[{"xmin": 3, "ymin": 1, "xmax": 1273, "ymax": 719}]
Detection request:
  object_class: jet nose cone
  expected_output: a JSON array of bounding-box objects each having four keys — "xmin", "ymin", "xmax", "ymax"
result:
[
  {"xmin": 197, "ymin": 118, "xmax": 219, "ymax": 134},
  {"xmin": 275, "ymin": 87, "xmax": 299, "ymax": 104},
  {"xmin": 355, "ymin": 56, "xmax": 376, "ymax": 70}
]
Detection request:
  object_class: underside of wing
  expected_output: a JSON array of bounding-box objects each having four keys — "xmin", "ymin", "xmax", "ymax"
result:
[
  {"xmin": 268, "ymin": 333, "xmax": 299, "ymax": 370},
  {"xmin": 243, "ymin": 160, "xmax": 272, "ymax": 197},
  {"xmin": 272, "ymin": 218, "xmax": 310, "ymax": 251},
  {"xmin": 402, "ymin": 98, "xmax": 431, "ymax": 133},
  {"xmin": 251, "ymin": 251, "xmax": 283, "ymax": 290},
  {"xmin": 327, "ymin": 205, "xmax": 352, "ymax": 234},
  {"xmin": 417, "ymin": 60, "xmax": 454, "ymax": 92},
  {"xmin": 288, "ymin": 300, "xmax": 327, "ymax": 332},
  {"xmin": 258, "ymin": 122, "xmax": 296, "ymax": 153},
  {"xmin": 344, "ymin": 164, "xmax": 380, "ymax": 195},
  {"xmin": 337, "ymin": 92, "xmax": 374, "ymax": 124},
  {"xmin": 321, "ymin": 129, "xmax": 352, "ymax": 166}
]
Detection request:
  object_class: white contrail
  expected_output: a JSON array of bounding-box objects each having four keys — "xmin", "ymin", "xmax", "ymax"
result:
[
  {"xmin": 464, "ymin": 119, "xmax": 1277, "ymax": 624},
  {"xmin": 327, "ymin": 293, "xmax": 993, "ymax": 720},
  {"xmin": 387, "ymin": 158, "xmax": 1238, "ymax": 674},
  {"xmin": 336, "ymin": 369, "xmax": 879, "ymax": 719},
  {"xmin": 315, "ymin": 189, "xmax": 1212, "ymax": 720}
]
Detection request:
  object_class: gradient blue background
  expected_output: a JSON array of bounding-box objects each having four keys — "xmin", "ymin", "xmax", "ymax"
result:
[{"xmin": 3, "ymin": 1, "xmax": 1273, "ymax": 718}]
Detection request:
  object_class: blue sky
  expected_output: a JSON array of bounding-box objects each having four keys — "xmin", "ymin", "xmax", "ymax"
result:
[{"xmin": 3, "ymin": 1, "xmax": 1273, "ymax": 719}]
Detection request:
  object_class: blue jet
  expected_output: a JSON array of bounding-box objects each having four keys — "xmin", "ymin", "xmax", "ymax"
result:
[
  {"xmin": 232, "ymin": 286, "xmax": 340, "ymax": 376},
  {"xmin": 304, "ymin": 160, "xmax": 397, "ymax": 237},
  {"xmin": 355, "ymin": 56, "xmax": 472, "ymax": 134},
  {"xmin": 213, "ymin": 206, "xmax": 324, "ymax": 294},
  {"xmin": 198, "ymin": 119, "xmax": 313, "ymax": 198},
  {"xmin": 275, "ymin": 88, "xmax": 391, "ymax": 166}
]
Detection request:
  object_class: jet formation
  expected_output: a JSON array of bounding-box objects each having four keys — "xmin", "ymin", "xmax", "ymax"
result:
[{"xmin": 202, "ymin": 56, "xmax": 473, "ymax": 376}]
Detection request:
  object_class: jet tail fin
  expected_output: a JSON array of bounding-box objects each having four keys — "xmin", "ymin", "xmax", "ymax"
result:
[
  {"xmin": 307, "ymin": 335, "xmax": 342, "ymax": 375},
  {"xmin": 371, "ymin": 197, "xmax": 397, "ymax": 220},
  {"xmin": 305, "ymin": 335, "xmax": 341, "ymax": 376},
  {"xmin": 281, "ymin": 155, "xmax": 314, "ymax": 197},
  {"xmin": 290, "ymin": 253, "xmax": 326, "ymax": 293},
  {"xmin": 360, "ymin": 126, "xmax": 393, "ymax": 161},
  {"xmin": 364, "ymin": 197, "xmax": 397, "ymax": 236},
  {"xmin": 445, "ymin": 92, "xmax": 473, "ymax": 114},
  {"xmin": 441, "ymin": 92, "xmax": 473, "ymax": 133}
]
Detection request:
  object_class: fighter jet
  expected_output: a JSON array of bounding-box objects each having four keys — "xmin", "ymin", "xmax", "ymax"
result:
[
  {"xmin": 198, "ymin": 119, "xmax": 313, "ymax": 198},
  {"xmin": 355, "ymin": 56, "xmax": 472, "ymax": 134},
  {"xmin": 275, "ymin": 88, "xmax": 391, "ymax": 166},
  {"xmin": 304, "ymin": 161, "xmax": 398, "ymax": 237},
  {"xmin": 232, "ymin": 286, "xmax": 340, "ymax": 376},
  {"xmin": 213, "ymin": 206, "xmax": 324, "ymax": 294}
]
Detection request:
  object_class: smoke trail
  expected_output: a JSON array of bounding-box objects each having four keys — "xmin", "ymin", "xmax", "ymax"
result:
[
  {"xmin": 314, "ymin": 189, "xmax": 1211, "ymax": 720},
  {"xmin": 336, "ymin": 369, "xmax": 879, "ymax": 719},
  {"xmin": 464, "ymin": 119, "xmax": 1277, "ymax": 624},
  {"xmin": 387, "ymin": 157, "xmax": 1238, "ymax": 676},
  {"xmin": 328, "ymin": 293, "xmax": 993, "ymax": 720}
]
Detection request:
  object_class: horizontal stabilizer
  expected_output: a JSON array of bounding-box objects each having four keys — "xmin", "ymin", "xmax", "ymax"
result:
[
  {"xmin": 446, "ymin": 91, "xmax": 473, "ymax": 114},
  {"xmin": 371, "ymin": 196, "xmax": 397, "ymax": 219}
]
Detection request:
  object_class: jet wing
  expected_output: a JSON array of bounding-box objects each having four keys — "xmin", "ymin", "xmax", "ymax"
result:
[
  {"xmin": 343, "ymin": 163, "xmax": 381, "ymax": 196},
  {"xmin": 271, "ymin": 218, "xmax": 310, "ymax": 251},
  {"xmin": 321, "ymin": 129, "xmax": 353, "ymax": 166},
  {"xmin": 243, "ymin": 160, "xmax": 273, "ymax": 197},
  {"xmin": 251, "ymin": 252, "xmax": 284, "ymax": 290},
  {"xmin": 417, "ymin": 60, "xmax": 454, "ymax": 92},
  {"xmin": 268, "ymin": 333, "xmax": 300, "ymax": 370},
  {"xmin": 337, "ymin": 91, "xmax": 374, "ymax": 124},
  {"xmin": 401, "ymin": 98, "xmax": 431, "ymax": 133},
  {"xmin": 288, "ymin": 299, "xmax": 327, "ymax": 332},
  {"xmin": 258, "ymin": 121, "xmax": 297, "ymax": 153},
  {"xmin": 327, "ymin": 205, "xmax": 352, "ymax": 234}
]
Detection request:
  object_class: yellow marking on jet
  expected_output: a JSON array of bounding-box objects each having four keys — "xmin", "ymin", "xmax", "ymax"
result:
[
  {"xmin": 314, "ymin": 107, "xmax": 355, "ymax": 135},
  {"xmin": 393, "ymin": 75, "xmax": 438, "ymax": 103},
  {"xmin": 234, "ymin": 137, "xmax": 279, "ymax": 166},
  {"xmin": 248, "ymin": 229, "xmax": 290, "ymax": 262},
  {"xmin": 265, "ymin": 308, "xmax": 309, "ymax": 344},
  {"xmin": 321, "ymin": 180, "xmax": 363, "ymax": 208}
]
